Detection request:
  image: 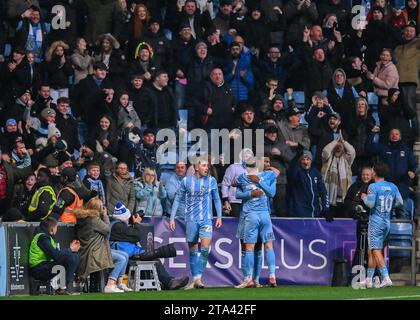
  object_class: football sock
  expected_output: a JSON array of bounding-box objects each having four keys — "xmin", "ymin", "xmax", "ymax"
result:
[
  {"xmin": 379, "ymin": 266, "xmax": 389, "ymax": 279},
  {"xmin": 189, "ymin": 249, "xmax": 200, "ymax": 277},
  {"xmin": 199, "ymin": 247, "xmax": 210, "ymax": 275},
  {"xmin": 367, "ymin": 268, "xmax": 375, "ymax": 280},
  {"xmin": 253, "ymin": 250, "xmax": 263, "ymax": 283},
  {"xmin": 266, "ymin": 248, "xmax": 276, "ymax": 276}
]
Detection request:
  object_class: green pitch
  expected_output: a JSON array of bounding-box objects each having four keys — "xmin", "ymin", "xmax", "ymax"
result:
[{"xmin": 2, "ymin": 286, "xmax": 420, "ymax": 300}]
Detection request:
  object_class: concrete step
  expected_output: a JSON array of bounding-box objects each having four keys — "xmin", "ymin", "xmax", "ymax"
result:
[{"xmin": 389, "ymin": 273, "xmax": 420, "ymax": 282}]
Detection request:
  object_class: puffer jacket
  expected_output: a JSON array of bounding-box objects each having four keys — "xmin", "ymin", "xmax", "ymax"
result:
[
  {"xmin": 134, "ymin": 180, "xmax": 167, "ymax": 217},
  {"xmin": 394, "ymin": 38, "xmax": 420, "ymax": 85},
  {"xmin": 74, "ymin": 208, "xmax": 113, "ymax": 280},
  {"xmin": 372, "ymin": 61, "xmax": 399, "ymax": 98},
  {"xmin": 224, "ymin": 53, "xmax": 255, "ymax": 102},
  {"xmin": 106, "ymin": 173, "xmax": 136, "ymax": 214}
]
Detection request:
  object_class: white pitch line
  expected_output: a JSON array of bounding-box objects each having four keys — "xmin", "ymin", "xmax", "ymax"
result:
[{"xmin": 353, "ymin": 294, "xmax": 420, "ymax": 300}]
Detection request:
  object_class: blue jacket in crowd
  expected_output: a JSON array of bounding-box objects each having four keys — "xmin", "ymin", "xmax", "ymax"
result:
[
  {"xmin": 287, "ymin": 160, "xmax": 329, "ymax": 217},
  {"xmin": 366, "ymin": 134, "xmax": 417, "ymax": 199},
  {"xmin": 224, "ymin": 52, "xmax": 254, "ymax": 102}
]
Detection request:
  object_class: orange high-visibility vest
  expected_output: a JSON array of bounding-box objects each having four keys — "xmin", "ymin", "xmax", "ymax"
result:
[{"xmin": 59, "ymin": 187, "xmax": 83, "ymax": 223}]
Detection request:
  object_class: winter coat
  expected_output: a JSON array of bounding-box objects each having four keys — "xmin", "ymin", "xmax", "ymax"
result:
[
  {"xmin": 287, "ymin": 160, "xmax": 329, "ymax": 217},
  {"xmin": 347, "ymin": 113, "xmax": 376, "ymax": 158},
  {"xmin": 55, "ymin": 113, "xmax": 80, "ymax": 154},
  {"xmin": 394, "ymin": 38, "xmax": 420, "ymax": 85},
  {"xmin": 221, "ymin": 163, "xmax": 247, "ymax": 204},
  {"xmin": 141, "ymin": 85, "xmax": 177, "ymax": 130},
  {"xmin": 264, "ymin": 136, "xmax": 295, "ymax": 185},
  {"xmin": 366, "ymin": 135, "xmax": 417, "ymax": 199},
  {"xmin": 277, "ymin": 119, "xmax": 311, "ymax": 158},
  {"xmin": 134, "ymin": 180, "xmax": 167, "ymax": 217},
  {"xmin": 106, "ymin": 173, "xmax": 136, "ymax": 214},
  {"xmin": 74, "ymin": 208, "xmax": 113, "ymax": 280},
  {"xmin": 224, "ymin": 54, "xmax": 255, "ymax": 102},
  {"xmin": 321, "ymin": 140, "xmax": 356, "ymax": 205},
  {"xmin": 371, "ymin": 61, "xmax": 399, "ymax": 98},
  {"xmin": 283, "ymin": 0, "xmax": 319, "ymax": 46},
  {"xmin": 71, "ymin": 49, "xmax": 94, "ymax": 84},
  {"xmin": 117, "ymin": 106, "xmax": 142, "ymax": 130},
  {"xmin": 83, "ymin": 0, "xmax": 119, "ymax": 45}
]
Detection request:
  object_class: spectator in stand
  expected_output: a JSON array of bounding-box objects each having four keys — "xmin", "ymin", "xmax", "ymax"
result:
[
  {"xmin": 175, "ymin": 0, "xmax": 214, "ymax": 41},
  {"xmin": 394, "ymin": 22, "xmax": 420, "ymax": 141},
  {"xmin": 6, "ymin": 88, "xmax": 34, "ymax": 124},
  {"xmin": 347, "ymin": 97, "xmax": 378, "ymax": 175},
  {"xmin": 195, "ymin": 67, "xmax": 236, "ymax": 131},
  {"xmin": 131, "ymin": 42, "xmax": 159, "ymax": 83},
  {"xmin": 86, "ymin": 115, "xmax": 120, "ymax": 159},
  {"xmin": 134, "ymin": 168, "xmax": 168, "ymax": 217},
  {"xmin": 321, "ymin": 134, "xmax": 356, "ymax": 218},
  {"xmin": 143, "ymin": 16, "xmax": 172, "ymax": 72},
  {"xmin": 44, "ymin": 41, "xmax": 73, "ymax": 103},
  {"xmin": 305, "ymin": 91, "xmax": 335, "ymax": 136},
  {"xmin": 361, "ymin": 6, "xmax": 402, "ymax": 70},
  {"xmin": 263, "ymin": 125, "xmax": 294, "ymax": 217},
  {"xmin": 287, "ymin": 151, "xmax": 330, "ymax": 219},
  {"xmin": 71, "ymin": 38, "xmax": 93, "ymax": 85},
  {"xmin": 345, "ymin": 56, "xmax": 371, "ymax": 97},
  {"xmin": 363, "ymin": 48, "xmax": 399, "ymax": 136},
  {"xmin": 241, "ymin": 5, "xmax": 271, "ymax": 56},
  {"xmin": 213, "ymin": 0, "xmax": 233, "ymax": 37},
  {"xmin": 165, "ymin": 161, "xmax": 187, "ymax": 219},
  {"xmin": 142, "ymin": 70, "xmax": 177, "ymax": 131},
  {"xmin": 401, "ymin": 0, "xmax": 420, "ymax": 33},
  {"xmin": 387, "ymin": 88, "xmax": 417, "ymax": 148},
  {"xmin": 55, "ymin": 98, "xmax": 80, "ymax": 156},
  {"xmin": 262, "ymin": 94, "xmax": 288, "ymax": 124},
  {"xmin": 83, "ymin": 0, "xmax": 120, "ymax": 46},
  {"xmin": 283, "ymin": 0, "xmax": 319, "ymax": 46},
  {"xmin": 83, "ymin": 163, "xmax": 107, "ymax": 205},
  {"xmin": 310, "ymin": 112, "xmax": 347, "ymax": 170},
  {"xmin": 10, "ymin": 140, "xmax": 32, "ymax": 169},
  {"xmin": 14, "ymin": 5, "xmax": 49, "ymax": 64},
  {"xmin": 327, "ymin": 68, "xmax": 359, "ymax": 133},
  {"xmin": 31, "ymin": 84, "xmax": 55, "ymax": 116},
  {"xmin": 366, "ymin": 128, "xmax": 417, "ymax": 217},
  {"xmin": 126, "ymin": 74, "xmax": 148, "ymax": 117},
  {"xmin": 73, "ymin": 62, "xmax": 114, "ymax": 129},
  {"xmin": 117, "ymin": 92, "xmax": 142, "ymax": 131},
  {"xmin": 277, "ymin": 107, "xmax": 311, "ymax": 159},
  {"xmin": 126, "ymin": 4, "xmax": 151, "ymax": 61},
  {"xmin": 224, "ymin": 41, "xmax": 255, "ymax": 103},
  {"xmin": 318, "ymin": 0, "xmax": 351, "ymax": 35},
  {"xmin": 106, "ymin": 161, "xmax": 135, "ymax": 214},
  {"xmin": 94, "ymin": 33, "xmax": 127, "ymax": 89}
]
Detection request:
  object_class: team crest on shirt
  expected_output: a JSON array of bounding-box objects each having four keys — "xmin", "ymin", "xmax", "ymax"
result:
[
  {"xmin": 368, "ymin": 188, "xmax": 372, "ymax": 194},
  {"xmin": 314, "ymin": 177, "xmax": 318, "ymax": 184},
  {"xmin": 400, "ymin": 151, "xmax": 405, "ymax": 157}
]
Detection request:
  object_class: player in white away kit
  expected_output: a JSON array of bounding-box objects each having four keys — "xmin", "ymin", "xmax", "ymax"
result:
[
  {"xmin": 169, "ymin": 158, "xmax": 222, "ymax": 289},
  {"xmin": 361, "ymin": 162, "xmax": 404, "ymax": 288}
]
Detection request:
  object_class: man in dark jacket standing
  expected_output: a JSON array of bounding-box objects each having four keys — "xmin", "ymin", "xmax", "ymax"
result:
[
  {"xmin": 141, "ymin": 70, "xmax": 178, "ymax": 131},
  {"xmin": 287, "ymin": 150, "xmax": 330, "ymax": 218},
  {"xmin": 366, "ymin": 128, "xmax": 417, "ymax": 216},
  {"xmin": 55, "ymin": 97, "xmax": 80, "ymax": 156},
  {"xmin": 195, "ymin": 68, "xmax": 236, "ymax": 131}
]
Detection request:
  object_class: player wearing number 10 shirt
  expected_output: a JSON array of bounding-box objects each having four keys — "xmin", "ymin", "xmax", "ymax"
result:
[{"xmin": 362, "ymin": 162, "xmax": 403, "ymax": 289}]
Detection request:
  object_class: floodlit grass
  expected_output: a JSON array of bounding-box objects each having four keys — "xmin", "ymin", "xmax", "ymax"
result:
[{"xmin": 2, "ymin": 286, "xmax": 420, "ymax": 300}]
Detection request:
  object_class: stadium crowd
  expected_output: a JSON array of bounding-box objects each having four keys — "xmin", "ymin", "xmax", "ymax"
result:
[{"xmin": 0, "ymin": 0, "xmax": 419, "ymax": 293}]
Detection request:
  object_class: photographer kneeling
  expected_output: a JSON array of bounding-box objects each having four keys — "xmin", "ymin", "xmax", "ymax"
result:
[{"xmin": 109, "ymin": 203, "xmax": 189, "ymax": 290}]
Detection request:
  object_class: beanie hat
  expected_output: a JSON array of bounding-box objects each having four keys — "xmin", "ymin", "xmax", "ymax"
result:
[
  {"xmin": 113, "ymin": 202, "xmax": 131, "ymax": 222},
  {"xmin": 6, "ymin": 118, "xmax": 17, "ymax": 127},
  {"xmin": 299, "ymin": 150, "xmax": 313, "ymax": 161},
  {"xmin": 41, "ymin": 107, "xmax": 56, "ymax": 120}
]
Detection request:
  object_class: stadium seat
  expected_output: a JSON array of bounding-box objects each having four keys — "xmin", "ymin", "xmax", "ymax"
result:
[
  {"xmin": 367, "ymin": 92, "xmax": 378, "ymax": 108},
  {"xmin": 285, "ymin": 91, "xmax": 305, "ymax": 108},
  {"xmin": 388, "ymin": 222, "xmax": 413, "ymax": 259}
]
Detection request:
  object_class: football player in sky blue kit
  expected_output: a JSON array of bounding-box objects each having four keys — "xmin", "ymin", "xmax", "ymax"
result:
[
  {"xmin": 169, "ymin": 158, "xmax": 222, "ymax": 289},
  {"xmin": 361, "ymin": 162, "xmax": 404, "ymax": 288},
  {"xmin": 235, "ymin": 156, "xmax": 278, "ymax": 288}
]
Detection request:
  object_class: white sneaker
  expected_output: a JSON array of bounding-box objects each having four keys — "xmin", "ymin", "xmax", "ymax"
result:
[
  {"xmin": 358, "ymin": 278, "xmax": 372, "ymax": 289},
  {"xmin": 117, "ymin": 283, "xmax": 133, "ymax": 292},
  {"xmin": 366, "ymin": 278, "xmax": 373, "ymax": 289},
  {"xmin": 104, "ymin": 285, "xmax": 124, "ymax": 293},
  {"xmin": 373, "ymin": 276, "xmax": 381, "ymax": 288},
  {"xmin": 379, "ymin": 277, "xmax": 393, "ymax": 288}
]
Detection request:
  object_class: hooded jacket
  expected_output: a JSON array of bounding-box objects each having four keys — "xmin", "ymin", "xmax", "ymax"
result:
[
  {"xmin": 394, "ymin": 37, "xmax": 420, "ymax": 85},
  {"xmin": 106, "ymin": 172, "xmax": 136, "ymax": 215},
  {"xmin": 327, "ymin": 68, "xmax": 359, "ymax": 132},
  {"xmin": 74, "ymin": 207, "xmax": 113, "ymax": 279}
]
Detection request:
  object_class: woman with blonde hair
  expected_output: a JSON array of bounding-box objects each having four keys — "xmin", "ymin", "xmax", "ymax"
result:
[
  {"xmin": 134, "ymin": 168, "xmax": 167, "ymax": 217},
  {"xmin": 75, "ymin": 197, "xmax": 132, "ymax": 293}
]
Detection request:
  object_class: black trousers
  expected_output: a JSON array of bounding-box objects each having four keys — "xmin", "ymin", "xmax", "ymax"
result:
[{"xmin": 30, "ymin": 251, "xmax": 80, "ymax": 287}]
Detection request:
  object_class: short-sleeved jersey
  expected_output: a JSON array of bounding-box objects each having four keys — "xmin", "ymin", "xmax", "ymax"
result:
[
  {"xmin": 363, "ymin": 180, "xmax": 403, "ymax": 226},
  {"xmin": 236, "ymin": 170, "xmax": 276, "ymax": 215},
  {"xmin": 171, "ymin": 175, "xmax": 221, "ymax": 222}
]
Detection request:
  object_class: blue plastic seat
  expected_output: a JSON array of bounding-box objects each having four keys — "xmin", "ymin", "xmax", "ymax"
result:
[{"xmin": 388, "ymin": 222, "xmax": 413, "ymax": 258}]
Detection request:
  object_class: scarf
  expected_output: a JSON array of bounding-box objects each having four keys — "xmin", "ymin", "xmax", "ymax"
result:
[
  {"xmin": 87, "ymin": 177, "xmax": 106, "ymax": 205},
  {"xmin": 26, "ymin": 23, "xmax": 43, "ymax": 62},
  {"xmin": 322, "ymin": 155, "xmax": 352, "ymax": 206}
]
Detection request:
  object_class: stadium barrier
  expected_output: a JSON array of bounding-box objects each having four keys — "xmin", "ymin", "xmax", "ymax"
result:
[{"xmin": 0, "ymin": 218, "xmax": 357, "ymax": 296}]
